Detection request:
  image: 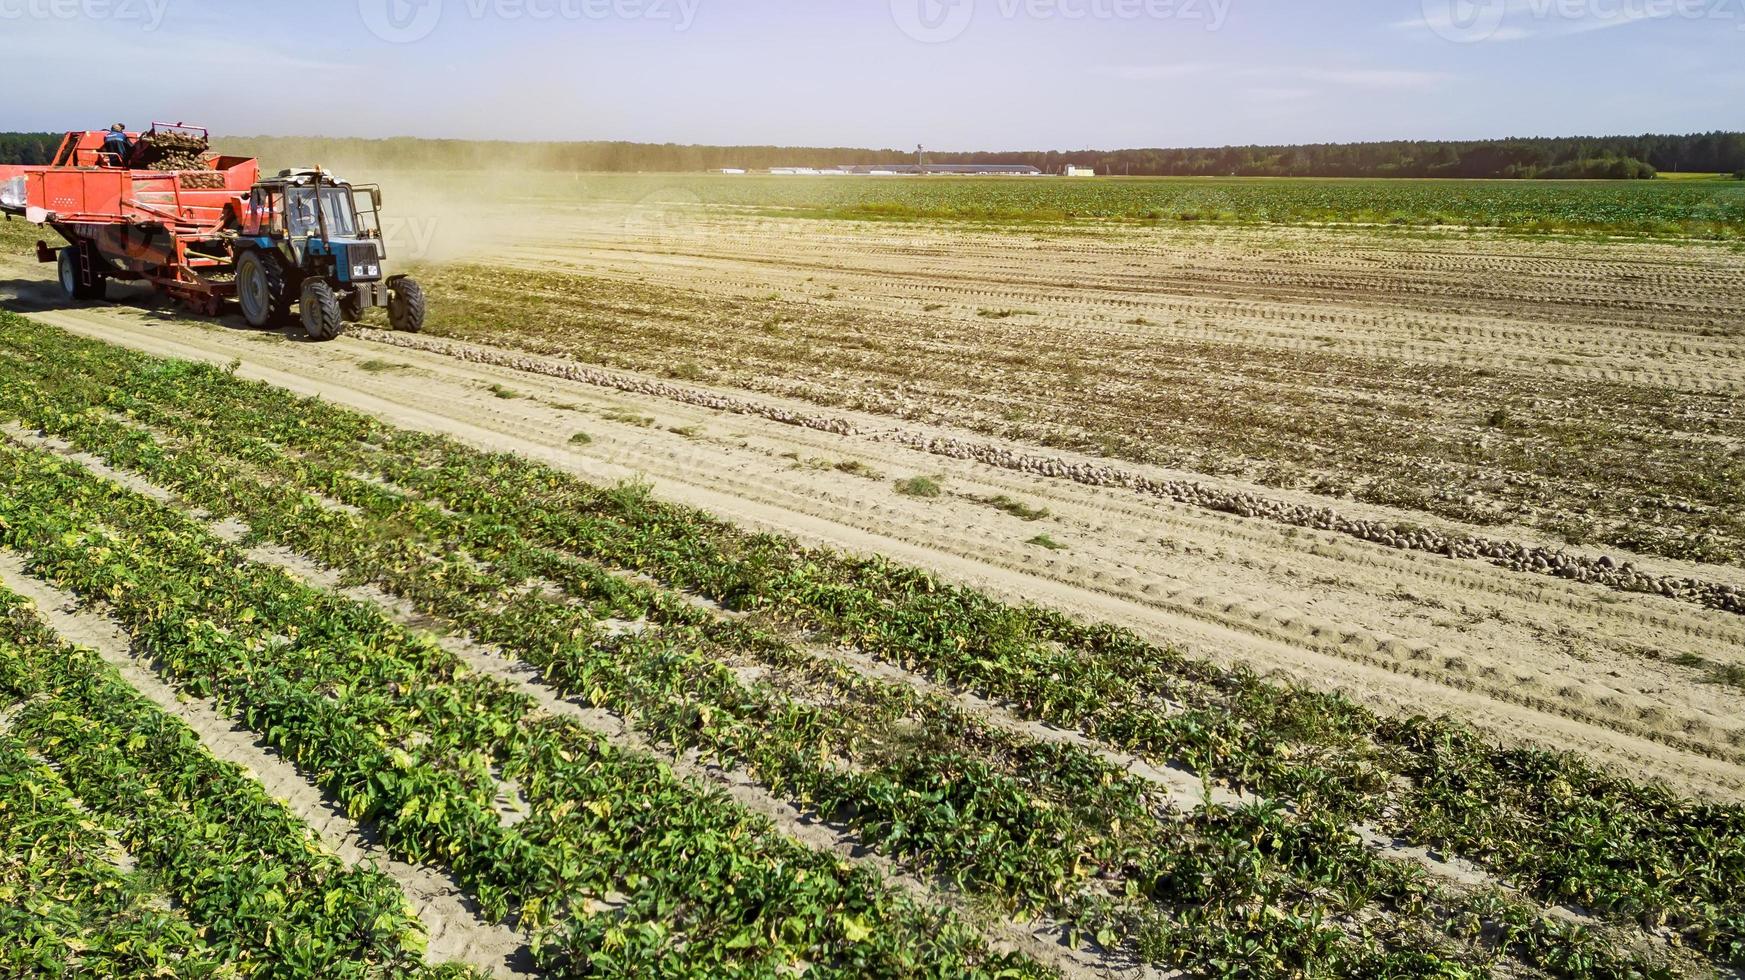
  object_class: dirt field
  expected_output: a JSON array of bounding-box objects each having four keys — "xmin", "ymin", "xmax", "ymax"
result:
[
  {"xmin": 1, "ymin": 202, "xmax": 1740, "ymax": 807},
  {"xmin": 428, "ymin": 206, "xmax": 1745, "ymax": 567}
]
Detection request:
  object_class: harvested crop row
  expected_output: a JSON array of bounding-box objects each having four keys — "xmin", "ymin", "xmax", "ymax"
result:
[
  {"xmin": 353, "ymin": 329, "xmax": 858, "ymax": 435},
  {"xmin": 356, "ymin": 328, "xmax": 1745, "ymax": 619},
  {"xmin": 408, "ymin": 236, "xmax": 1745, "ymax": 568},
  {"xmin": 0, "ymin": 432, "xmax": 1041, "ymax": 979},
  {"xmin": 3, "ymin": 312, "xmax": 1731, "ymax": 969}
]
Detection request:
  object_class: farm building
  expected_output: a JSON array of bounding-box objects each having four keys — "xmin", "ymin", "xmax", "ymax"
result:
[
  {"xmin": 1064, "ymin": 165, "xmax": 1096, "ymax": 177},
  {"xmin": 841, "ymin": 163, "xmax": 1043, "ymax": 175},
  {"xmin": 766, "ymin": 163, "xmax": 1043, "ymax": 176}
]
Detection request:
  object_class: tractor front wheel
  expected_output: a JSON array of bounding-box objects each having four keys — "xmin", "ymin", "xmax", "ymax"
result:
[
  {"xmin": 236, "ymin": 250, "xmax": 292, "ymax": 328},
  {"xmin": 57, "ymin": 247, "xmax": 106, "ymax": 302},
  {"xmin": 301, "ymin": 280, "xmax": 344, "ymax": 342},
  {"xmin": 388, "ymin": 277, "xmax": 426, "ymax": 333}
]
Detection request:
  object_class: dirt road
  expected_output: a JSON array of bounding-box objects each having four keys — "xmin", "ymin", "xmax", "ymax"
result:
[{"xmin": 3, "ymin": 249, "xmax": 1740, "ymax": 802}]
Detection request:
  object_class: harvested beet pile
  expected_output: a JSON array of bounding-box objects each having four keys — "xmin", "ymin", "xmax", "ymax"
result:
[
  {"xmin": 178, "ymin": 172, "xmax": 228, "ymax": 189},
  {"xmin": 141, "ymin": 130, "xmax": 216, "ymax": 177}
]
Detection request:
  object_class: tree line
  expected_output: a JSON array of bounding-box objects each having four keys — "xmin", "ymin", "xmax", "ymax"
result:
[
  {"xmin": 4, "ymin": 130, "xmax": 1743, "ymax": 179},
  {"xmin": 0, "ymin": 132, "xmax": 69, "ymax": 166}
]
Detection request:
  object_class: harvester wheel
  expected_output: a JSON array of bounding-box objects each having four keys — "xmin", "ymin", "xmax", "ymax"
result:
[
  {"xmin": 57, "ymin": 247, "xmax": 107, "ymax": 302},
  {"xmin": 236, "ymin": 250, "xmax": 293, "ymax": 328},
  {"xmin": 301, "ymin": 280, "xmax": 344, "ymax": 342},
  {"xmin": 388, "ymin": 277, "xmax": 426, "ymax": 333}
]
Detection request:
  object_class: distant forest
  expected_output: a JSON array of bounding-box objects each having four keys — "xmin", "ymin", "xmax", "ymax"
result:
[{"xmin": 4, "ymin": 130, "xmax": 1744, "ymax": 179}]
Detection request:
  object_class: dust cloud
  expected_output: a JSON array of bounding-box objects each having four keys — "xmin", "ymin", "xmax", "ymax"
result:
[{"xmin": 222, "ymin": 135, "xmax": 724, "ymax": 268}]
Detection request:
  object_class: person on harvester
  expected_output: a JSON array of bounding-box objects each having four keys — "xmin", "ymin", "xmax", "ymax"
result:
[{"xmin": 102, "ymin": 124, "xmax": 132, "ymax": 165}]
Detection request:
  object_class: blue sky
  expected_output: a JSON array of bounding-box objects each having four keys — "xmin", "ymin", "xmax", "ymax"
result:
[{"xmin": 0, "ymin": 0, "xmax": 1739, "ymax": 148}]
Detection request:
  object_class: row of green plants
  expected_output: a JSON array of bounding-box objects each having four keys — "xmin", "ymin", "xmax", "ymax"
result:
[
  {"xmin": 14, "ymin": 312, "xmax": 1731, "ymax": 971},
  {"xmin": 136, "ymin": 408, "xmax": 1701, "ymax": 977},
  {"xmin": 0, "ymin": 588, "xmax": 478, "ymax": 978},
  {"xmin": 9, "ymin": 390, "xmax": 1507, "ymax": 974},
  {"xmin": 0, "ymin": 317, "xmax": 1731, "ymax": 962},
  {"xmin": 0, "ymin": 732, "xmax": 230, "ymax": 979},
  {"xmin": 358, "ymin": 430, "xmax": 1745, "ymax": 957},
  {"xmin": 0, "ymin": 428, "xmax": 1041, "ymax": 979},
  {"xmin": 0, "ymin": 348, "xmax": 1473, "ymax": 973},
  {"xmin": 536, "ymin": 172, "xmax": 1745, "ymax": 238}
]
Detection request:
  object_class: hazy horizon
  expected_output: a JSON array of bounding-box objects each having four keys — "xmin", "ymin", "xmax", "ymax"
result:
[{"xmin": 202, "ymin": 128, "xmax": 1738, "ymax": 154}]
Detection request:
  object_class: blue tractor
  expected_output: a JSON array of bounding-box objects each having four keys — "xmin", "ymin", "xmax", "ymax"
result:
[{"xmin": 231, "ymin": 168, "xmax": 425, "ymax": 341}]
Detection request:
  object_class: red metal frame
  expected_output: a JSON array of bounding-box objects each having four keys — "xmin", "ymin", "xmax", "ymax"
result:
[{"xmin": 1, "ymin": 127, "xmax": 259, "ymax": 313}]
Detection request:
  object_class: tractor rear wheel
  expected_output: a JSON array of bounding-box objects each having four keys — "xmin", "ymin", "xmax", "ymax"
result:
[
  {"xmin": 388, "ymin": 277, "xmax": 426, "ymax": 333},
  {"xmin": 236, "ymin": 250, "xmax": 292, "ymax": 328},
  {"xmin": 300, "ymin": 280, "xmax": 344, "ymax": 342},
  {"xmin": 57, "ymin": 247, "xmax": 106, "ymax": 302}
]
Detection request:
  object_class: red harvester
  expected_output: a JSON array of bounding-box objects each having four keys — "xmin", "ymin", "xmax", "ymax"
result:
[{"xmin": 1, "ymin": 123, "xmax": 425, "ymax": 340}]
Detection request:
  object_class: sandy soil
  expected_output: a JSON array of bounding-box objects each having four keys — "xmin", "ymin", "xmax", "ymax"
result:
[
  {"xmin": 2, "ymin": 231, "xmax": 1740, "ymax": 808},
  {"xmin": 510, "ymin": 213, "xmax": 1745, "ymax": 394},
  {"xmin": 401, "ymin": 207, "xmax": 1745, "ymax": 575}
]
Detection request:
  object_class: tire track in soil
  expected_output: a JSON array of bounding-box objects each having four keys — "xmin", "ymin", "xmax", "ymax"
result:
[{"xmin": 0, "ymin": 550, "xmax": 536, "ymax": 979}]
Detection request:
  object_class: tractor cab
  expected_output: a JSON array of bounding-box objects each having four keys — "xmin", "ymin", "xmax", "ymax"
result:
[
  {"xmin": 232, "ymin": 168, "xmax": 423, "ymax": 340},
  {"xmin": 243, "ymin": 170, "xmax": 385, "ymax": 282}
]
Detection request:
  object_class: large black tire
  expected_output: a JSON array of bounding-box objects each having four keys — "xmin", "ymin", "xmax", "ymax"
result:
[
  {"xmin": 300, "ymin": 280, "xmax": 344, "ymax": 342},
  {"xmin": 57, "ymin": 247, "xmax": 106, "ymax": 301},
  {"xmin": 388, "ymin": 277, "xmax": 426, "ymax": 333},
  {"xmin": 236, "ymin": 250, "xmax": 293, "ymax": 328}
]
